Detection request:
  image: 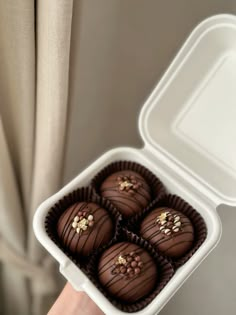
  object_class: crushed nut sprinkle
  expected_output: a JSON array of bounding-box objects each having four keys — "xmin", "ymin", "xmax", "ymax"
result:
[
  {"xmin": 156, "ymin": 211, "xmax": 182, "ymax": 235},
  {"xmin": 71, "ymin": 210, "xmax": 95, "ymax": 234},
  {"xmin": 119, "ymin": 181, "xmax": 133, "ymax": 190},
  {"xmin": 117, "ymin": 175, "xmax": 142, "ymax": 194},
  {"xmin": 112, "ymin": 251, "xmax": 144, "ymax": 279},
  {"xmin": 117, "ymin": 255, "xmax": 127, "ymax": 265}
]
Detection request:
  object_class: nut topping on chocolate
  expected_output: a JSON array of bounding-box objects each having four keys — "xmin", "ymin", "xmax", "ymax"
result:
[
  {"xmin": 100, "ymin": 170, "xmax": 151, "ymax": 217},
  {"xmin": 117, "ymin": 175, "xmax": 142, "ymax": 194},
  {"xmin": 156, "ymin": 211, "xmax": 182, "ymax": 235},
  {"xmin": 117, "ymin": 255, "xmax": 127, "ymax": 265},
  {"xmin": 71, "ymin": 210, "xmax": 95, "ymax": 234},
  {"xmin": 112, "ymin": 251, "xmax": 144, "ymax": 279}
]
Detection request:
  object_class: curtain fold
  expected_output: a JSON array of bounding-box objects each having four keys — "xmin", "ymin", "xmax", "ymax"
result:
[
  {"xmin": 29, "ymin": 0, "xmax": 74, "ymax": 261},
  {"xmin": 0, "ymin": 119, "xmax": 29, "ymax": 315},
  {"xmin": 0, "ymin": 1, "xmax": 35, "ymax": 314},
  {"xmin": 29, "ymin": 1, "xmax": 74, "ymax": 312},
  {"xmin": 0, "ymin": 1, "xmax": 73, "ymax": 314}
]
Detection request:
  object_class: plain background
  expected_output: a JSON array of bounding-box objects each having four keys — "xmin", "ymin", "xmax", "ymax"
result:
[{"xmin": 62, "ymin": 1, "xmax": 236, "ymax": 314}]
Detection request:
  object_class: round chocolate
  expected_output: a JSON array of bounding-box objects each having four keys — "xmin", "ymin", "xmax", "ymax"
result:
[
  {"xmin": 100, "ymin": 170, "xmax": 151, "ymax": 218},
  {"xmin": 98, "ymin": 242, "xmax": 158, "ymax": 303},
  {"xmin": 140, "ymin": 207, "xmax": 194, "ymax": 258},
  {"xmin": 57, "ymin": 202, "xmax": 113, "ymax": 256}
]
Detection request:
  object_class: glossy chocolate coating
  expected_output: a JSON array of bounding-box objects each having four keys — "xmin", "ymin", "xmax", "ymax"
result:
[
  {"xmin": 100, "ymin": 170, "xmax": 151, "ymax": 218},
  {"xmin": 98, "ymin": 242, "xmax": 158, "ymax": 303},
  {"xmin": 140, "ymin": 207, "xmax": 194, "ymax": 258},
  {"xmin": 57, "ymin": 202, "xmax": 113, "ymax": 256}
]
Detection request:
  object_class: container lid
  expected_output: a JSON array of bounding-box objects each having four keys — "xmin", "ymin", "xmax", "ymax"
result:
[{"xmin": 139, "ymin": 15, "xmax": 236, "ymax": 206}]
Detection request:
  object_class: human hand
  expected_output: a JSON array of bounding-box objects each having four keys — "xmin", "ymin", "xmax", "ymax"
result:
[{"xmin": 48, "ymin": 282, "xmax": 104, "ymax": 315}]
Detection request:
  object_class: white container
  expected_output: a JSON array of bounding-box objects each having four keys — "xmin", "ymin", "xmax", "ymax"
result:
[{"xmin": 33, "ymin": 14, "xmax": 236, "ymax": 315}]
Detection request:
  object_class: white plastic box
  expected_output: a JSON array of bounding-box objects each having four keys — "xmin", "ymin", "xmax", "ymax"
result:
[{"xmin": 33, "ymin": 14, "xmax": 236, "ymax": 315}]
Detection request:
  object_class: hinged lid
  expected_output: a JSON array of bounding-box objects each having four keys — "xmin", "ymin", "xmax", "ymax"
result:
[{"xmin": 139, "ymin": 15, "xmax": 236, "ymax": 206}]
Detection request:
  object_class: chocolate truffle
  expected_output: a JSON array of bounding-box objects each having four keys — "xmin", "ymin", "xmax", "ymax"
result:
[
  {"xmin": 100, "ymin": 170, "xmax": 151, "ymax": 218},
  {"xmin": 140, "ymin": 207, "xmax": 194, "ymax": 258},
  {"xmin": 98, "ymin": 242, "xmax": 157, "ymax": 303},
  {"xmin": 57, "ymin": 202, "xmax": 113, "ymax": 256}
]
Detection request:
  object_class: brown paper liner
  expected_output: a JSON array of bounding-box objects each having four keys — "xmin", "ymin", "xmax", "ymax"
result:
[
  {"xmin": 127, "ymin": 194, "xmax": 207, "ymax": 268},
  {"xmin": 90, "ymin": 160, "xmax": 166, "ymax": 219},
  {"xmin": 86, "ymin": 229, "xmax": 174, "ymax": 313},
  {"xmin": 44, "ymin": 187, "xmax": 122, "ymax": 269}
]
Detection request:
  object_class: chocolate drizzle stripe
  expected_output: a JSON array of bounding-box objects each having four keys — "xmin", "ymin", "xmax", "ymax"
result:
[
  {"xmin": 107, "ymin": 259, "xmax": 154, "ymax": 292},
  {"xmin": 60, "ymin": 203, "xmax": 79, "ymax": 241},
  {"xmin": 99, "ymin": 247, "xmax": 144, "ymax": 277},
  {"xmin": 104, "ymin": 273, "xmax": 122, "ymax": 288},
  {"xmin": 104, "ymin": 197, "xmax": 139, "ymax": 215},
  {"xmin": 98, "ymin": 243, "xmax": 132, "ymax": 275},
  {"xmin": 101, "ymin": 189, "xmax": 148, "ymax": 209},
  {"xmin": 140, "ymin": 207, "xmax": 168, "ymax": 228},
  {"xmin": 101, "ymin": 174, "xmax": 150, "ymax": 188},
  {"xmin": 63, "ymin": 203, "xmax": 86, "ymax": 246},
  {"xmin": 101, "ymin": 183, "xmax": 151, "ymax": 203},
  {"xmin": 65, "ymin": 203, "xmax": 89, "ymax": 248},
  {"xmin": 78, "ymin": 206, "xmax": 104, "ymax": 254},
  {"xmin": 144, "ymin": 229, "xmax": 162, "ymax": 240},
  {"xmin": 66, "ymin": 228, "xmax": 76, "ymax": 249},
  {"xmin": 142, "ymin": 221, "xmax": 192, "ymax": 238},
  {"xmin": 132, "ymin": 192, "xmax": 151, "ymax": 206},
  {"xmin": 117, "ymin": 273, "xmax": 156, "ymax": 299},
  {"xmin": 100, "ymin": 242, "xmax": 129, "ymax": 261},
  {"xmin": 93, "ymin": 215, "xmax": 111, "ymax": 249},
  {"xmin": 152, "ymin": 231, "xmax": 194, "ymax": 246},
  {"xmin": 141, "ymin": 212, "xmax": 192, "ymax": 235},
  {"xmin": 93, "ymin": 228, "xmax": 111, "ymax": 252}
]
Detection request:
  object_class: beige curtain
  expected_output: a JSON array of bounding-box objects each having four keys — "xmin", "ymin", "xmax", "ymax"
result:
[
  {"xmin": 0, "ymin": 1, "xmax": 73, "ymax": 314},
  {"xmin": 1, "ymin": 1, "xmax": 236, "ymax": 315}
]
